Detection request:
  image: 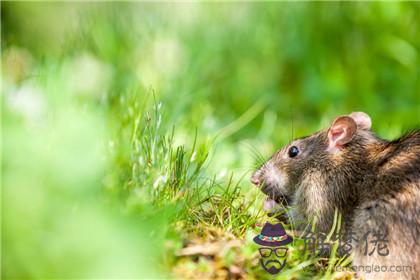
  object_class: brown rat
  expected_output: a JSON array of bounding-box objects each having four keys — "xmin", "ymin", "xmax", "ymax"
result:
[{"xmin": 251, "ymin": 112, "xmax": 420, "ymax": 279}]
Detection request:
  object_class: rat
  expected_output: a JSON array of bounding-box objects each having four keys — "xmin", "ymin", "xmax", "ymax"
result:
[{"xmin": 251, "ymin": 112, "xmax": 420, "ymax": 280}]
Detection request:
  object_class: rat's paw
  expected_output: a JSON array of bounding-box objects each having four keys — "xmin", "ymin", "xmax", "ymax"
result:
[{"xmin": 263, "ymin": 198, "xmax": 279, "ymax": 212}]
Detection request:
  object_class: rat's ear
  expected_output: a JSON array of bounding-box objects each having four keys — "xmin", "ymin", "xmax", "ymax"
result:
[
  {"xmin": 327, "ymin": 116, "xmax": 357, "ymax": 151},
  {"xmin": 349, "ymin": 112, "xmax": 372, "ymax": 130}
]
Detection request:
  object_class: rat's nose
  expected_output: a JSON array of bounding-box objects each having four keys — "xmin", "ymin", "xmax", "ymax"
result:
[{"xmin": 250, "ymin": 174, "xmax": 261, "ymax": 186}]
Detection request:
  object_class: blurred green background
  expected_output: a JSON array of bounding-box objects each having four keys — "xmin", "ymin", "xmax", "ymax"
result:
[{"xmin": 2, "ymin": 2, "xmax": 419, "ymax": 279}]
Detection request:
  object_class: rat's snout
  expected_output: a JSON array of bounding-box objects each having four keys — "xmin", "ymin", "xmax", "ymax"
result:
[
  {"xmin": 251, "ymin": 175, "xmax": 260, "ymax": 186},
  {"xmin": 252, "ymin": 160, "xmax": 292, "ymax": 206},
  {"xmin": 251, "ymin": 170, "xmax": 263, "ymax": 186}
]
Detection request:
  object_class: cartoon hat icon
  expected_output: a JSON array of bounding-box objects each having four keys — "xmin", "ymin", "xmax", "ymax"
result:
[{"xmin": 253, "ymin": 222, "xmax": 293, "ymax": 247}]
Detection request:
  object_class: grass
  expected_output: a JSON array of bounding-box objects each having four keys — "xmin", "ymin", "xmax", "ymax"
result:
[
  {"xmin": 102, "ymin": 91, "xmax": 354, "ymax": 279},
  {"xmin": 2, "ymin": 2, "xmax": 419, "ymax": 279}
]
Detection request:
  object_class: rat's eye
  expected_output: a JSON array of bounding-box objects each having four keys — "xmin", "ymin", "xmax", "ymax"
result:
[{"xmin": 288, "ymin": 146, "xmax": 299, "ymax": 158}]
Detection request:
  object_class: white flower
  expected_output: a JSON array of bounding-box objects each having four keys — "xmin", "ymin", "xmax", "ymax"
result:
[
  {"xmin": 6, "ymin": 82, "xmax": 45, "ymax": 121},
  {"xmin": 217, "ymin": 169, "xmax": 227, "ymax": 179},
  {"xmin": 64, "ymin": 53, "xmax": 112, "ymax": 97}
]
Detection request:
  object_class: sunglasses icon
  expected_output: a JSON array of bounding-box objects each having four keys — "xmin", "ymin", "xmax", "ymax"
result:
[{"xmin": 259, "ymin": 247, "xmax": 288, "ymax": 258}]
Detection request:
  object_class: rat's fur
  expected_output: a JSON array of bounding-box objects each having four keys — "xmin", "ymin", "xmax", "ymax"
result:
[{"xmin": 251, "ymin": 113, "xmax": 419, "ymax": 280}]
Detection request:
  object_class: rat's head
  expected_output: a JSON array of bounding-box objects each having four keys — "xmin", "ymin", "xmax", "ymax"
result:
[{"xmin": 251, "ymin": 112, "xmax": 373, "ymax": 206}]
